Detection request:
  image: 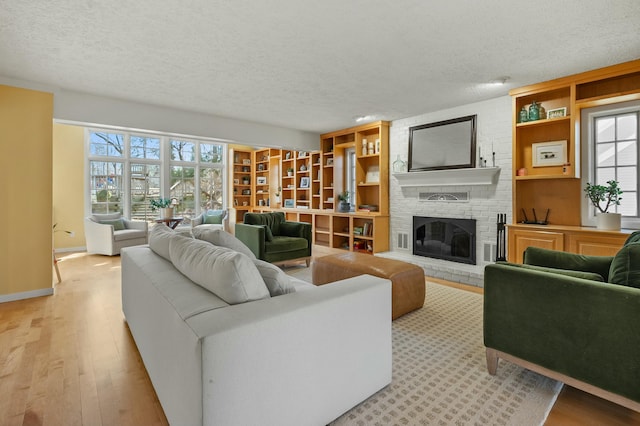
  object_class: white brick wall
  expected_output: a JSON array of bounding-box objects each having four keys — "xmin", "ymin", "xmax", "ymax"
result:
[{"xmin": 384, "ymin": 95, "xmax": 512, "ymax": 287}]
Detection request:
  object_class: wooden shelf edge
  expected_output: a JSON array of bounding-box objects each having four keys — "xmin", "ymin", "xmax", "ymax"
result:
[{"xmin": 516, "ymin": 116, "xmax": 571, "ymax": 127}]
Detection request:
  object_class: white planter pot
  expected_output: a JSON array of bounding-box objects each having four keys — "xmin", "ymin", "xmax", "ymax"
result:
[
  {"xmin": 160, "ymin": 207, "xmax": 174, "ymax": 219},
  {"xmin": 596, "ymin": 212, "xmax": 621, "ymax": 230}
]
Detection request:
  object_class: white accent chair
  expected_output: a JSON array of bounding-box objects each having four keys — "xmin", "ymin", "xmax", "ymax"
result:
[
  {"xmin": 84, "ymin": 213, "xmax": 148, "ymax": 256},
  {"xmin": 189, "ymin": 209, "xmax": 229, "ymax": 232}
]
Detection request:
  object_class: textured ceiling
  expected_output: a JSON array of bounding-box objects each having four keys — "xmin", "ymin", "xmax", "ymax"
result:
[{"xmin": 1, "ymin": 0, "xmax": 639, "ymax": 133}]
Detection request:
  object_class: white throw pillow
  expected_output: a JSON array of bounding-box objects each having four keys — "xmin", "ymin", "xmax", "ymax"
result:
[
  {"xmin": 169, "ymin": 237, "xmax": 270, "ymax": 304},
  {"xmin": 91, "ymin": 212, "xmax": 122, "ymax": 222},
  {"xmin": 192, "ymin": 227, "xmax": 256, "ymax": 260},
  {"xmin": 252, "ymin": 259, "xmax": 297, "ymax": 296},
  {"xmin": 149, "ymin": 224, "xmax": 182, "ymax": 261}
]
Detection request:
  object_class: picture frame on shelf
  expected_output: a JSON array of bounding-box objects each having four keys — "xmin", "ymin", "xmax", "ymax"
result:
[
  {"xmin": 532, "ymin": 140, "xmax": 567, "ymax": 167},
  {"xmin": 285, "ymin": 151, "xmax": 291, "ymax": 160},
  {"xmin": 257, "ymin": 176, "xmax": 267, "ymax": 185},
  {"xmin": 233, "ymin": 179, "xmax": 239, "ymax": 185},
  {"xmin": 257, "ymin": 163, "xmax": 264, "ymax": 171},
  {"xmin": 546, "ymin": 107, "xmax": 567, "ymax": 119},
  {"xmin": 326, "ymin": 158, "xmax": 334, "ymax": 166},
  {"xmin": 242, "ymin": 159, "xmax": 251, "ymax": 165},
  {"xmin": 300, "ymin": 177, "xmax": 310, "ymax": 188},
  {"xmin": 284, "ymin": 199, "xmax": 294, "ymax": 208},
  {"xmin": 242, "ymin": 189, "xmax": 251, "ymax": 195}
]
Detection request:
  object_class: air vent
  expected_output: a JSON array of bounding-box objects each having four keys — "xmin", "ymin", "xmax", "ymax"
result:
[
  {"xmin": 397, "ymin": 233, "xmax": 409, "ymax": 249},
  {"xmin": 419, "ymin": 192, "xmax": 469, "ymax": 202},
  {"xmin": 483, "ymin": 242, "xmax": 497, "ymax": 262}
]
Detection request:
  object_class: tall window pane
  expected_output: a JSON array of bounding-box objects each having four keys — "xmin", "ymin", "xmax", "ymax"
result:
[
  {"xmin": 90, "ymin": 132, "xmax": 124, "ymax": 157},
  {"xmin": 200, "ymin": 143, "xmax": 224, "ymax": 164},
  {"xmin": 130, "ymin": 163, "xmax": 161, "ymax": 220},
  {"xmin": 594, "ymin": 112, "xmax": 638, "ymax": 216},
  {"xmin": 131, "ymin": 135, "xmax": 161, "ymax": 159},
  {"xmin": 200, "ymin": 167, "xmax": 223, "ymax": 210},
  {"xmin": 170, "ymin": 166, "xmax": 196, "ymax": 216},
  {"xmin": 171, "ymin": 140, "xmax": 196, "ymax": 162},
  {"xmin": 90, "ymin": 161, "xmax": 123, "ymax": 214}
]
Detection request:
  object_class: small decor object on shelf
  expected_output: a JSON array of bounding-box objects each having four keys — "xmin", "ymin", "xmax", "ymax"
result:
[
  {"xmin": 362, "ymin": 139, "xmax": 368, "ymax": 156},
  {"xmin": 392, "ymin": 155, "xmax": 407, "ymax": 173},
  {"xmin": 528, "ymin": 101, "xmax": 540, "ymax": 121},
  {"xmin": 518, "ymin": 107, "xmax": 529, "ymax": 123},
  {"xmin": 242, "ymin": 159, "xmax": 251, "ymax": 165},
  {"xmin": 337, "ymin": 191, "xmax": 350, "ymax": 212},
  {"xmin": 375, "ymin": 138, "xmax": 380, "ymax": 154},
  {"xmin": 300, "ymin": 177, "xmax": 310, "ymax": 188},
  {"xmin": 287, "ymin": 167, "xmax": 294, "ymax": 177},
  {"xmin": 326, "ymin": 158, "xmax": 334, "ymax": 166},
  {"xmin": 585, "ymin": 180, "xmax": 623, "ymax": 230},
  {"xmin": 299, "ymin": 163, "xmax": 307, "ymax": 172},
  {"xmin": 547, "ymin": 107, "xmax": 567, "ymax": 119},
  {"xmin": 284, "ymin": 199, "xmax": 294, "ymax": 208},
  {"xmin": 256, "ymin": 176, "xmax": 267, "ymax": 185}
]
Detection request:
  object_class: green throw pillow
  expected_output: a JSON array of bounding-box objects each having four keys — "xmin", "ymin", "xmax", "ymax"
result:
[
  {"xmin": 100, "ymin": 218, "xmax": 125, "ymax": 231},
  {"xmin": 203, "ymin": 211, "xmax": 224, "ymax": 224},
  {"xmin": 608, "ymin": 242, "xmax": 640, "ymax": 288}
]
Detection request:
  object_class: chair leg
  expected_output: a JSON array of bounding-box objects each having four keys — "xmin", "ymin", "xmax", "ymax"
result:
[
  {"xmin": 486, "ymin": 348, "xmax": 498, "ymax": 375},
  {"xmin": 305, "ymin": 258, "xmax": 310, "ymax": 267}
]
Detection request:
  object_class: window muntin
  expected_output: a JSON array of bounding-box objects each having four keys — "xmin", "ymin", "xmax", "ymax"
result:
[
  {"xmin": 171, "ymin": 140, "xmax": 196, "ymax": 162},
  {"xmin": 130, "ymin": 163, "xmax": 161, "ymax": 221},
  {"xmin": 90, "ymin": 132, "xmax": 124, "ymax": 157},
  {"xmin": 131, "ymin": 136, "xmax": 161, "ymax": 159},
  {"xmin": 89, "ymin": 160, "xmax": 124, "ymax": 214},
  {"xmin": 170, "ymin": 166, "xmax": 196, "ymax": 216},
  {"xmin": 200, "ymin": 143, "xmax": 224, "ymax": 164}
]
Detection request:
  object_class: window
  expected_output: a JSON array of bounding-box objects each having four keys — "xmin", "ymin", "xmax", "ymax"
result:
[
  {"xmin": 345, "ymin": 148, "xmax": 356, "ymax": 210},
  {"xmin": 582, "ymin": 101, "xmax": 640, "ymax": 228},
  {"xmin": 86, "ymin": 130, "xmax": 227, "ymax": 221}
]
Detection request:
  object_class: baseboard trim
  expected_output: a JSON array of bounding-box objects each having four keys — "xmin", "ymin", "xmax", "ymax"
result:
[
  {"xmin": 0, "ymin": 287, "xmax": 54, "ymax": 303},
  {"xmin": 54, "ymin": 246, "xmax": 87, "ymax": 253}
]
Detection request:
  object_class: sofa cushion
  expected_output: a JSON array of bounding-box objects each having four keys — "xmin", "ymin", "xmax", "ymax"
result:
[
  {"xmin": 192, "ymin": 227, "xmax": 256, "ymax": 260},
  {"xmin": 169, "ymin": 237, "xmax": 270, "ymax": 304},
  {"xmin": 100, "ymin": 218, "xmax": 125, "ymax": 231},
  {"xmin": 113, "ymin": 229, "xmax": 147, "ymax": 241},
  {"xmin": 265, "ymin": 236, "xmax": 308, "ymax": 253},
  {"xmin": 149, "ymin": 224, "xmax": 178, "ymax": 260},
  {"xmin": 203, "ymin": 209, "xmax": 226, "ymax": 224},
  {"xmin": 253, "ymin": 259, "xmax": 296, "ymax": 296},
  {"xmin": 608, "ymin": 242, "xmax": 640, "ymax": 288}
]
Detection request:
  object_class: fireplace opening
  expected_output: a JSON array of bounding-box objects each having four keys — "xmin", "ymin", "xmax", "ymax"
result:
[{"xmin": 413, "ymin": 216, "xmax": 476, "ymax": 265}]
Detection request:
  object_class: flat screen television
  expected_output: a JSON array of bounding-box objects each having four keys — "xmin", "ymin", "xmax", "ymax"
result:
[{"xmin": 408, "ymin": 114, "xmax": 477, "ymax": 172}]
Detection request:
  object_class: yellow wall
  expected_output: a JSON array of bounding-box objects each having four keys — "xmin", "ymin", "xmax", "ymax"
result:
[
  {"xmin": 53, "ymin": 123, "xmax": 85, "ymax": 249},
  {"xmin": 0, "ymin": 85, "xmax": 53, "ymax": 296}
]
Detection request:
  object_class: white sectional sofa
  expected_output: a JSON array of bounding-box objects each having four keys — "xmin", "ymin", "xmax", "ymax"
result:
[{"xmin": 121, "ymin": 226, "xmax": 392, "ymax": 426}]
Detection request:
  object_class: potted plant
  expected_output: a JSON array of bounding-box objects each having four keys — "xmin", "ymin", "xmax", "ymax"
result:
[
  {"xmin": 150, "ymin": 197, "xmax": 174, "ymax": 219},
  {"xmin": 585, "ymin": 180, "xmax": 623, "ymax": 230},
  {"xmin": 287, "ymin": 167, "xmax": 294, "ymax": 177},
  {"xmin": 337, "ymin": 191, "xmax": 350, "ymax": 212}
]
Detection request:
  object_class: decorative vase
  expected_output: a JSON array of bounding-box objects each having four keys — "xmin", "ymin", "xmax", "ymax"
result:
[
  {"xmin": 392, "ymin": 155, "xmax": 407, "ymax": 173},
  {"xmin": 518, "ymin": 107, "xmax": 529, "ymax": 123},
  {"xmin": 528, "ymin": 101, "xmax": 540, "ymax": 121},
  {"xmin": 596, "ymin": 212, "xmax": 621, "ymax": 230},
  {"xmin": 338, "ymin": 202, "xmax": 350, "ymax": 212},
  {"xmin": 160, "ymin": 207, "xmax": 174, "ymax": 219}
]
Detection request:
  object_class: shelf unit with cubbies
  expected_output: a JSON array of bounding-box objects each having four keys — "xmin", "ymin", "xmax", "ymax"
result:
[
  {"xmin": 508, "ymin": 59, "xmax": 640, "ymax": 262},
  {"xmin": 295, "ymin": 151, "xmax": 312, "ymax": 209},
  {"xmin": 253, "ymin": 148, "xmax": 271, "ymax": 208},
  {"xmin": 230, "ymin": 148, "xmax": 253, "ymax": 225}
]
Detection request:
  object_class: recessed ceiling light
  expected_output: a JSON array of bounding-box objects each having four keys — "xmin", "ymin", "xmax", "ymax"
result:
[{"xmin": 355, "ymin": 115, "xmax": 373, "ymax": 123}]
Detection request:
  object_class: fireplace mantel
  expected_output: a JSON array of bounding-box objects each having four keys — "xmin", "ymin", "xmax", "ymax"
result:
[{"xmin": 393, "ymin": 167, "xmax": 500, "ymax": 187}]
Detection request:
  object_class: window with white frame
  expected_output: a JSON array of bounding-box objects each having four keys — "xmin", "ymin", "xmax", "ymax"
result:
[
  {"xmin": 87, "ymin": 130, "xmax": 226, "ymax": 221},
  {"xmin": 582, "ymin": 101, "xmax": 640, "ymax": 228},
  {"xmin": 345, "ymin": 148, "xmax": 356, "ymax": 211}
]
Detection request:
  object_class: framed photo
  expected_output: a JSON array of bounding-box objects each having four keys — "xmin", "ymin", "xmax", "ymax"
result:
[
  {"xmin": 326, "ymin": 158, "xmax": 334, "ymax": 166},
  {"xmin": 257, "ymin": 163, "xmax": 264, "ymax": 171},
  {"xmin": 285, "ymin": 151, "xmax": 291, "ymax": 160},
  {"xmin": 242, "ymin": 189, "xmax": 251, "ymax": 195},
  {"xmin": 233, "ymin": 178, "xmax": 239, "ymax": 185},
  {"xmin": 284, "ymin": 198, "xmax": 294, "ymax": 208},
  {"xmin": 256, "ymin": 176, "xmax": 267, "ymax": 185},
  {"xmin": 299, "ymin": 177, "xmax": 310, "ymax": 188},
  {"xmin": 242, "ymin": 159, "xmax": 251, "ymax": 165},
  {"xmin": 532, "ymin": 140, "xmax": 567, "ymax": 167},
  {"xmin": 546, "ymin": 107, "xmax": 567, "ymax": 119}
]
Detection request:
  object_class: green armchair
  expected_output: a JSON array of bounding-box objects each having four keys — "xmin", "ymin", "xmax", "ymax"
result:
[
  {"xmin": 235, "ymin": 212, "xmax": 312, "ymax": 266},
  {"xmin": 484, "ymin": 231, "xmax": 640, "ymax": 412}
]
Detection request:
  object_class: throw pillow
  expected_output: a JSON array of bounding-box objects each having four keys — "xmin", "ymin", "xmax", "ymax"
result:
[
  {"xmin": 169, "ymin": 237, "xmax": 270, "ymax": 304},
  {"xmin": 252, "ymin": 259, "xmax": 296, "ymax": 296},
  {"xmin": 608, "ymin": 242, "xmax": 640, "ymax": 288},
  {"xmin": 99, "ymin": 218, "xmax": 125, "ymax": 231},
  {"xmin": 91, "ymin": 212, "xmax": 122, "ymax": 222},
  {"xmin": 192, "ymin": 227, "xmax": 256, "ymax": 259},
  {"xmin": 149, "ymin": 224, "xmax": 180, "ymax": 261},
  {"xmin": 203, "ymin": 210, "xmax": 225, "ymax": 225},
  {"xmin": 263, "ymin": 225, "xmax": 274, "ymax": 242}
]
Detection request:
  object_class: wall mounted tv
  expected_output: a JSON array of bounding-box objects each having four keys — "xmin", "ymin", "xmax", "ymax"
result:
[{"xmin": 408, "ymin": 114, "xmax": 477, "ymax": 172}]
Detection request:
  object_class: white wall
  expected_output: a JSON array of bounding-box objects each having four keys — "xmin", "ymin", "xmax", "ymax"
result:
[{"xmin": 384, "ymin": 96, "xmax": 512, "ymax": 287}]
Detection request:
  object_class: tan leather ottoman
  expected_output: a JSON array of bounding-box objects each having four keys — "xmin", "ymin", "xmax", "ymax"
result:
[{"xmin": 312, "ymin": 252, "xmax": 425, "ymax": 320}]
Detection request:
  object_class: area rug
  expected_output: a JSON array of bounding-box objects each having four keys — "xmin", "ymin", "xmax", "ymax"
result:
[{"xmin": 284, "ymin": 266, "xmax": 563, "ymax": 426}]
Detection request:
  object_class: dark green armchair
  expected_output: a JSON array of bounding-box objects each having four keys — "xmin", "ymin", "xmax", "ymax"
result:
[
  {"xmin": 235, "ymin": 212, "xmax": 312, "ymax": 266},
  {"xmin": 484, "ymin": 231, "xmax": 640, "ymax": 412}
]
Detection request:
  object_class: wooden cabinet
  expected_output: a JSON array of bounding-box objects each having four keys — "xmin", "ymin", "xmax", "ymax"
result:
[
  {"xmin": 508, "ymin": 224, "xmax": 631, "ymax": 263},
  {"xmin": 508, "ymin": 59, "xmax": 640, "ymax": 262}
]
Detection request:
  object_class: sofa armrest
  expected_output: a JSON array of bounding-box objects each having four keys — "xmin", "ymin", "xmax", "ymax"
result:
[
  {"xmin": 484, "ymin": 263, "xmax": 640, "ymax": 403},
  {"xmin": 523, "ymin": 246, "xmax": 614, "ymax": 281},
  {"xmin": 187, "ymin": 275, "xmax": 392, "ymax": 426},
  {"xmin": 234, "ymin": 223, "xmax": 265, "ymax": 259}
]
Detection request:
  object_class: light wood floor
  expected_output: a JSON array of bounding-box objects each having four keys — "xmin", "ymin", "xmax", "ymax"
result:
[{"xmin": 0, "ymin": 247, "xmax": 638, "ymax": 425}]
